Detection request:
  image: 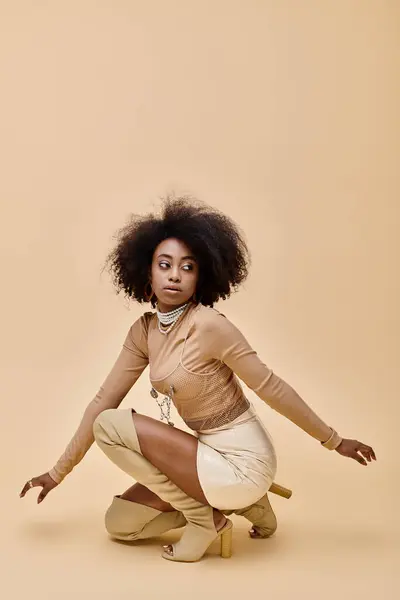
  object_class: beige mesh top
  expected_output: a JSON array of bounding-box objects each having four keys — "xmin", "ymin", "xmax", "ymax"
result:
[{"xmin": 49, "ymin": 302, "xmax": 342, "ymax": 483}]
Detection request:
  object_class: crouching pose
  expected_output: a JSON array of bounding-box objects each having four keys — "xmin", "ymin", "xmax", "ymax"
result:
[{"xmin": 20, "ymin": 197, "xmax": 376, "ymax": 562}]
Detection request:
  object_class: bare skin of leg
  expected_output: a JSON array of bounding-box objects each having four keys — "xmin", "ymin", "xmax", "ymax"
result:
[
  {"xmin": 131, "ymin": 413, "xmax": 226, "ymax": 554},
  {"xmin": 120, "ymin": 482, "xmax": 175, "ymax": 512}
]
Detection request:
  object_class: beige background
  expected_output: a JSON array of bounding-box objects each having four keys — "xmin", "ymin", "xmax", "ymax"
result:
[{"xmin": 1, "ymin": 1, "xmax": 398, "ymax": 598}]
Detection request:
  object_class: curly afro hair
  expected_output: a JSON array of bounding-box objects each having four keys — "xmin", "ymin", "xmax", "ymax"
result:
[{"xmin": 103, "ymin": 196, "xmax": 251, "ymax": 308}]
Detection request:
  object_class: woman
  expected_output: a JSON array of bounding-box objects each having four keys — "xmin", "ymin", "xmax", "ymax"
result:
[{"xmin": 20, "ymin": 197, "xmax": 376, "ymax": 563}]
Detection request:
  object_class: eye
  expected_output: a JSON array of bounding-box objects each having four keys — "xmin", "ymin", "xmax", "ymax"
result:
[
  {"xmin": 159, "ymin": 261, "xmax": 170, "ymax": 269},
  {"xmin": 183, "ymin": 264, "xmax": 194, "ymax": 271}
]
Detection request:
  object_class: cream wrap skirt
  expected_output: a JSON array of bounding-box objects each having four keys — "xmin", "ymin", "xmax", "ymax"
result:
[{"xmin": 195, "ymin": 403, "xmax": 277, "ymax": 510}]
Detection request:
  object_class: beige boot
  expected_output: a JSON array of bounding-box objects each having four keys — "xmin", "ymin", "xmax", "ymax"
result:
[
  {"xmin": 226, "ymin": 482, "xmax": 292, "ymax": 538},
  {"xmin": 104, "ymin": 495, "xmax": 186, "ymax": 541},
  {"xmin": 225, "ymin": 492, "xmax": 277, "ymax": 538},
  {"xmin": 93, "ymin": 409, "xmax": 233, "ymax": 563},
  {"xmin": 105, "ymin": 490, "xmax": 280, "ymax": 542}
]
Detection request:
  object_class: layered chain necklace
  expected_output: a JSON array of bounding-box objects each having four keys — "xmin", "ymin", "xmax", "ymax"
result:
[
  {"xmin": 150, "ymin": 384, "xmax": 175, "ymax": 427},
  {"xmin": 150, "ymin": 301, "xmax": 189, "ymax": 426}
]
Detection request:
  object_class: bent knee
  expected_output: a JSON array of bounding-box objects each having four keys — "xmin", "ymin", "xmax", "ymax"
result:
[
  {"xmin": 93, "ymin": 408, "xmax": 119, "ymax": 441},
  {"xmin": 104, "ymin": 497, "xmax": 148, "ymax": 541},
  {"xmin": 104, "ymin": 499, "xmax": 130, "ymax": 539}
]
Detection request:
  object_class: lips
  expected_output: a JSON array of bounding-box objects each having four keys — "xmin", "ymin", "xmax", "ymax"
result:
[{"xmin": 164, "ymin": 287, "xmax": 181, "ymax": 291}]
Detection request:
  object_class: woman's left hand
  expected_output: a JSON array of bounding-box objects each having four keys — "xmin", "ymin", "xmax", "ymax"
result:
[{"xmin": 335, "ymin": 438, "xmax": 376, "ymax": 465}]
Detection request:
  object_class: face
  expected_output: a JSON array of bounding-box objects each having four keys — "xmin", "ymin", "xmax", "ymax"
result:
[{"xmin": 150, "ymin": 237, "xmax": 199, "ymax": 312}]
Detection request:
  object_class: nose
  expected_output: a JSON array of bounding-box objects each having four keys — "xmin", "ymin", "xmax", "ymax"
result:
[{"xmin": 168, "ymin": 268, "xmax": 181, "ymax": 282}]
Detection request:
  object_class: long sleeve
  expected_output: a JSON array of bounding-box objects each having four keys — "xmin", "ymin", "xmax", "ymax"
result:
[
  {"xmin": 48, "ymin": 313, "xmax": 152, "ymax": 484},
  {"xmin": 200, "ymin": 309, "xmax": 342, "ymax": 448}
]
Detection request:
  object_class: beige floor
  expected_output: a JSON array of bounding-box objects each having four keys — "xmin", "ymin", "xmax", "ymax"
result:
[{"xmin": 6, "ymin": 436, "xmax": 398, "ymax": 600}]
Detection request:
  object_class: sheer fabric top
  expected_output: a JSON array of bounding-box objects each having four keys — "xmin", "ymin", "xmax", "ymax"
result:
[{"xmin": 49, "ymin": 302, "xmax": 341, "ymax": 483}]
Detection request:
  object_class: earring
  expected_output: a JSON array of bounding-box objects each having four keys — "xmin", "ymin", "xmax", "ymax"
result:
[{"xmin": 144, "ymin": 281, "xmax": 155, "ymax": 302}]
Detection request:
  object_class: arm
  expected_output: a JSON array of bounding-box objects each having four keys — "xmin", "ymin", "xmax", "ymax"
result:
[
  {"xmin": 48, "ymin": 313, "xmax": 151, "ymax": 483},
  {"xmin": 200, "ymin": 310, "xmax": 342, "ymax": 449}
]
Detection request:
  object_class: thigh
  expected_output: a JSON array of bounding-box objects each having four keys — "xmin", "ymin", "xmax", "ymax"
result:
[{"xmin": 132, "ymin": 413, "xmax": 209, "ymax": 505}]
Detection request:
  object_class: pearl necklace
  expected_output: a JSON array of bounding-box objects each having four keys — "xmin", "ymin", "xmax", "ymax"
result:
[{"xmin": 156, "ymin": 302, "xmax": 188, "ymax": 335}]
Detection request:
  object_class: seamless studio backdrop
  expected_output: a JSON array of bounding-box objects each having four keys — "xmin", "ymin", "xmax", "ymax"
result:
[{"xmin": 1, "ymin": 2, "xmax": 398, "ymax": 599}]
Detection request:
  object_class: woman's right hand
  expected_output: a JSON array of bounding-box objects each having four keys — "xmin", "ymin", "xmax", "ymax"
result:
[{"xmin": 19, "ymin": 472, "xmax": 59, "ymax": 503}]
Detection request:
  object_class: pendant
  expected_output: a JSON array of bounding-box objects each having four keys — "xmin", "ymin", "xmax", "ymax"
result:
[{"xmin": 151, "ymin": 384, "xmax": 175, "ymax": 426}]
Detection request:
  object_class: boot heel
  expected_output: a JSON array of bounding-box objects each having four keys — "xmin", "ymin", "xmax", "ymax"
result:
[
  {"xmin": 269, "ymin": 483, "xmax": 292, "ymax": 499},
  {"xmin": 220, "ymin": 523, "xmax": 233, "ymax": 558}
]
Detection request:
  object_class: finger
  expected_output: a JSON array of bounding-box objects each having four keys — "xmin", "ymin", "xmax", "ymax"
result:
[
  {"xmin": 37, "ymin": 487, "xmax": 49, "ymax": 504},
  {"xmin": 359, "ymin": 443, "xmax": 376, "ymax": 461},
  {"xmin": 366, "ymin": 446, "xmax": 377, "ymax": 461},
  {"xmin": 352, "ymin": 452, "xmax": 367, "ymax": 466},
  {"xmin": 360, "ymin": 445, "xmax": 376, "ymax": 462},
  {"xmin": 19, "ymin": 483, "xmax": 30, "ymax": 498},
  {"xmin": 359, "ymin": 448, "xmax": 372, "ymax": 462},
  {"xmin": 20, "ymin": 479, "xmax": 37, "ymax": 498}
]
